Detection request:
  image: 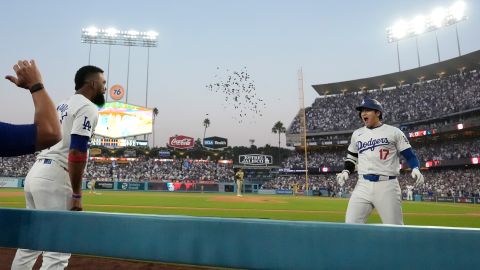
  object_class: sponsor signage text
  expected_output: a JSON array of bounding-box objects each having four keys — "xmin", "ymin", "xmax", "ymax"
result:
[
  {"xmin": 168, "ymin": 135, "xmax": 195, "ymax": 149},
  {"xmin": 203, "ymin": 136, "xmax": 228, "ymax": 149},
  {"xmin": 239, "ymin": 154, "xmax": 273, "ymax": 165}
]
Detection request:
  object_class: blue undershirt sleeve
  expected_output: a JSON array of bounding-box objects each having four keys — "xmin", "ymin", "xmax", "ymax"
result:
[
  {"xmin": 400, "ymin": 148, "xmax": 420, "ymax": 169},
  {"xmin": 70, "ymin": 134, "xmax": 90, "ymax": 152},
  {"xmin": 0, "ymin": 122, "xmax": 36, "ymax": 157}
]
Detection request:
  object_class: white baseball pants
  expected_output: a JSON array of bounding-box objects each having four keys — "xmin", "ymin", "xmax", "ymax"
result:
[
  {"xmin": 11, "ymin": 159, "xmax": 72, "ymax": 270},
  {"xmin": 345, "ymin": 177, "xmax": 403, "ymax": 225}
]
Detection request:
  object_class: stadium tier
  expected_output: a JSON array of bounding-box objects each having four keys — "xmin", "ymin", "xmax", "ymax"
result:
[{"xmin": 288, "ymin": 51, "xmax": 480, "ymax": 139}]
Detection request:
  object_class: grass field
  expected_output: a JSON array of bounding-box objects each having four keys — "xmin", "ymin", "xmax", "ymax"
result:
[{"xmin": 1, "ymin": 188, "xmax": 480, "ymax": 228}]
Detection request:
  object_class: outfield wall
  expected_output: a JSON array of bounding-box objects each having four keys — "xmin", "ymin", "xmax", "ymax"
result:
[
  {"xmin": 3, "ymin": 177, "xmax": 480, "ymax": 204},
  {"xmin": 1, "ymin": 208, "xmax": 479, "ymax": 269}
]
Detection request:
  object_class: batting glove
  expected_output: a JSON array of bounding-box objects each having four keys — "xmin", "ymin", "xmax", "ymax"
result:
[
  {"xmin": 411, "ymin": 168, "xmax": 424, "ymax": 187},
  {"xmin": 336, "ymin": 170, "xmax": 349, "ymax": 187}
]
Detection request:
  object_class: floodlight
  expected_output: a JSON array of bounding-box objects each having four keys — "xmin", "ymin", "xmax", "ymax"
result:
[
  {"xmin": 411, "ymin": 15, "xmax": 427, "ymax": 34},
  {"xmin": 430, "ymin": 7, "xmax": 447, "ymax": 28},
  {"xmin": 105, "ymin": 28, "xmax": 118, "ymax": 37},
  {"xmin": 127, "ymin": 30, "xmax": 139, "ymax": 38},
  {"xmin": 146, "ymin": 31, "xmax": 159, "ymax": 40},
  {"xmin": 85, "ymin": 26, "xmax": 98, "ymax": 36},
  {"xmin": 81, "ymin": 27, "xmax": 158, "ymax": 47},
  {"xmin": 391, "ymin": 20, "xmax": 408, "ymax": 39},
  {"xmin": 449, "ymin": 1, "xmax": 466, "ymax": 21}
]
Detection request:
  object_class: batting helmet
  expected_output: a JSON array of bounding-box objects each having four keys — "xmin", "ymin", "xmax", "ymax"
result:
[{"xmin": 356, "ymin": 98, "xmax": 383, "ymax": 119}]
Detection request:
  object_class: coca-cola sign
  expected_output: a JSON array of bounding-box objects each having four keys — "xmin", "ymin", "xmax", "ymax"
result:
[{"xmin": 168, "ymin": 135, "xmax": 194, "ymax": 149}]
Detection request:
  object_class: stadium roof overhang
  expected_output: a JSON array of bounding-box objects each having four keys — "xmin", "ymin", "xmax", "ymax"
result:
[{"xmin": 312, "ymin": 49, "xmax": 480, "ymax": 95}]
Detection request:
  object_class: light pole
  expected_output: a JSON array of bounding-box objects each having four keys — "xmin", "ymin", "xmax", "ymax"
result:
[
  {"xmin": 81, "ymin": 27, "xmax": 158, "ymax": 104},
  {"xmin": 126, "ymin": 46, "xmax": 131, "ymax": 103},
  {"xmin": 396, "ymin": 41, "xmax": 401, "ymax": 72},
  {"xmin": 455, "ymin": 24, "xmax": 461, "ymax": 56},
  {"xmin": 434, "ymin": 31, "xmax": 441, "ymax": 62},
  {"xmin": 386, "ymin": 1, "xmax": 467, "ymax": 69},
  {"xmin": 415, "ymin": 37, "xmax": 421, "ymax": 67}
]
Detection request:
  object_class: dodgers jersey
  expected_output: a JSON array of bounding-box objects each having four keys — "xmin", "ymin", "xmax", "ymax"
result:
[
  {"xmin": 37, "ymin": 94, "xmax": 98, "ymax": 169},
  {"xmin": 348, "ymin": 124, "xmax": 411, "ymax": 176}
]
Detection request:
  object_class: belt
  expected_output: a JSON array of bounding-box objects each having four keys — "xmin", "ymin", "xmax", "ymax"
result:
[
  {"xmin": 362, "ymin": 174, "xmax": 396, "ymax": 182},
  {"xmin": 37, "ymin": 158, "xmax": 68, "ymax": 172}
]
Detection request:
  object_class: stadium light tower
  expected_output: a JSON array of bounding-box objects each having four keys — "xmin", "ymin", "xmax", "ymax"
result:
[
  {"xmin": 386, "ymin": 1, "xmax": 468, "ymax": 71},
  {"xmin": 81, "ymin": 26, "xmax": 158, "ymax": 104}
]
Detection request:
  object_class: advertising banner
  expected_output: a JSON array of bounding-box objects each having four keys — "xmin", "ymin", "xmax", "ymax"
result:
[
  {"xmin": 203, "ymin": 136, "xmax": 228, "ymax": 149},
  {"xmin": 118, "ymin": 182, "xmax": 145, "ymax": 191},
  {"xmin": 454, "ymin": 197, "xmax": 475, "ymax": 204},
  {"xmin": 168, "ymin": 135, "xmax": 195, "ymax": 149},
  {"xmin": 0, "ymin": 177, "xmax": 19, "ymax": 188},
  {"xmin": 436, "ymin": 197, "xmax": 454, "ymax": 203},
  {"xmin": 148, "ymin": 182, "xmax": 219, "ymax": 192},
  {"xmin": 258, "ymin": 189, "xmax": 276, "ymax": 195},
  {"xmin": 276, "ymin": 189, "xmax": 293, "ymax": 195},
  {"xmin": 95, "ymin": 181, "xmax": 115, "ymax": 190},
  {"xmin": 239, "ymin": 154, "xmax": 273, "ymax": 166},
  {"xmin": 109, "ymin": 84, "xmax": 125, "ymax": 101},
  {"xmin": 422, "ymin": 196, "xmax": 435, "ymax": 202}
]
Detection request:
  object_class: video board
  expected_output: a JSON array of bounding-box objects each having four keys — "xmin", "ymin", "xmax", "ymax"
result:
[{"xmin": 95, "ymin": 102, "xmax": 153, "ymax": 138}]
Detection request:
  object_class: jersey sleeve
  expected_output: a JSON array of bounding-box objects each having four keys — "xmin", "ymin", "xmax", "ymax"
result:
[
  {"xmin": 395, "ymin": 128, "xmax": 411, "ymax": 152},
  {"xmin": 71, "ymin": 104, "xmax": 98, "ymax": 137},
  {"xmin": 347, "ymin": 130, "xmax": 358, "ymax": 154},
  {"xmin": 0, "ymin": 123, "xmax": 36, "ymax": 157}
]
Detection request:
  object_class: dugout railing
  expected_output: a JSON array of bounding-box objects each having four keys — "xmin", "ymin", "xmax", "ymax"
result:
[{"xmin": 1, "ymin": 208, "xmax": 480, "ymax": 269}]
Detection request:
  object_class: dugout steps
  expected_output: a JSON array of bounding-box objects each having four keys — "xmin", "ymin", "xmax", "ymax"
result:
[{"xmin": 0, "ymin": 208, "xmax": 479, "ymax": 270}]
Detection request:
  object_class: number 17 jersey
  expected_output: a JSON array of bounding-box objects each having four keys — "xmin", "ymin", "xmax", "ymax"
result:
[
  {"xmin": 37, "ymin": 94, "xmax": 98, "ymax": 169},
  {"xmin": 348, "ymin": 124, "xmax": 412, "ymax": 176}
]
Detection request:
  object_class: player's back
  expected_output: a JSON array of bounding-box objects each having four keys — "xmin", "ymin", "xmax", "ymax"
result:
[{"xmin": 37, "ymin": 94, "xmax": 98, "ymax": 169}]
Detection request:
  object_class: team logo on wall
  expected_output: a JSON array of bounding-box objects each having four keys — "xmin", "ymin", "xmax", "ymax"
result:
[
  {"xmin": 168, "ymin": 135, "xmax": 195, "ymax": 149},
  {"xmin": 203, "ymin": 136, "xmax": 228, "ymax": 149},
  {"xmin": 239, "ymin": 154, "xmax": 273, "ymax": 165},
  {"xmin": 109, "ymin": 84, "xmax": 125, "ymax": 101}
]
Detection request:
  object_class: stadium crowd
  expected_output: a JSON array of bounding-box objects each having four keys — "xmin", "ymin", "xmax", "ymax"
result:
[
  {"xmin": 289, "ymin": 70, "xmax": 480, "ymax": 133},
  {"xmin": 85, "ymin": 158, "xmax": 235, "ymax": 182},
  {"xmin": 1, "ymin": 154, "xmax": 479, "ymax": 199},
  {"xmin": 0, "ymin": 155, "xmax": 235, "ymax": 183},
  {"xmin": 281, "ymin": 137, "xmax": 480, "ymax": 169},
  {"xmin": 266, "ymin": 168, "xmax": 480, "ymax": 198}
]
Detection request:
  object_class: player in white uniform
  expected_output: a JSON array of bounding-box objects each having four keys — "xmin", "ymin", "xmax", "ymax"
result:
[
  {"xmin": 336, "ymin": 98, "xmax": 424, "ymax": 225},
  {"xmin": 11, "ymin": 65, "xmax": 106, "ymax": 270},
  {"xmin": 406, "ymin": 185, "xmax": 414, "ymax": 201}
]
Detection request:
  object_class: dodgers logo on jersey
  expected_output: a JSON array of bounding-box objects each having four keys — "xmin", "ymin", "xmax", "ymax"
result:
[{"xmin": 357, "ymin": 137, "xmax": 390, "ymax": 153}]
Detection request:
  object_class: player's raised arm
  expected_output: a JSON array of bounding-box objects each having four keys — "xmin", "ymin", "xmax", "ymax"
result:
[{"xmin": 5, "ymin": 59, "xmax": 61, "ymax": 152}]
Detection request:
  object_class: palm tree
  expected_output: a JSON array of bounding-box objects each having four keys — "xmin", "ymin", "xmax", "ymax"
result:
[
  {"xmin": 203, "ymin": 118, "xmax": 210, "ymax": 145},
  {"xmin": 271, "ymin": 121, "xmax": 286, "ymax": 165},
  {"xmin": 152, "ymin": 107, "xmax": 159, "ymax": 147}
]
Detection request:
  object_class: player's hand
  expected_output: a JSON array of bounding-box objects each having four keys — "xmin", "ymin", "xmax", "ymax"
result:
[
  {"xmin": 70, "ymin": 196, "xmax": 83, "ymax": 211},
  {"xmin": 336, "ymin": 170, "xmax": 349, "ymax": 187},
  {"xmin": 411, "ymin": 168, "xmax": 424, "ymax": 187},
  {"xmin": 5, "ymin": 59, "xmax": 43, "ymax": 90}
]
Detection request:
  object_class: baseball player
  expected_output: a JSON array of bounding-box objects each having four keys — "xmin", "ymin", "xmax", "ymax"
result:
[
  {"xmin": 406, "ymin": 184, "xmax": 414, "ymax": 201},
  {"xmin": 11, "ymin": 65, "xmax": 106, "ymax": 270},
  {"xmin": 1, "ymin": 59, "xmax": 61, "ymax": 156},
  {"xmin": 235, "ymin": 168, "xmax": 244, "ymax": 197},
  {"xmin": 336, "ymin": 98, "xmax": 424, "ymax": 225}
]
